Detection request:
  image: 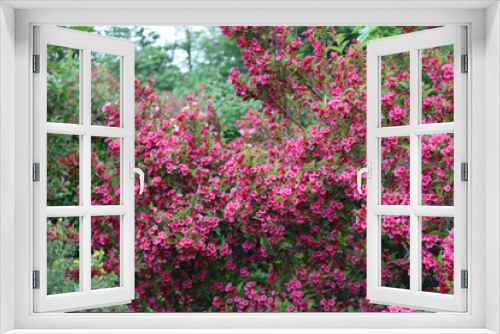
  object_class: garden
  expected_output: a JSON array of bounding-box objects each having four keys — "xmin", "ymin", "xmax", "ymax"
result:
[{"xmin": 46, "ymin": 25, "xmax": 455, "ymax": 312}]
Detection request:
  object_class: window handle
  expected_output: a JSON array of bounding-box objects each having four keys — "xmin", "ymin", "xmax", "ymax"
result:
[
  {"xmin": 129, "ymin": 162, "xmax": 145, "ymax": 195},
  {"xmin": 357, "ymin": 162, "xmax": 371, "ymax": 195}
]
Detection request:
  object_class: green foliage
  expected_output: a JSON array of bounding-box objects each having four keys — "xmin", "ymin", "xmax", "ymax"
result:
[
  {"xmin": 295, "ymin": 26, "xmax": 360, "ymax": 56},
  {"xmin": 46, "ymin": 45, "xmax": 80, "ymax": 123},
  {"xmin": 199, "ymin": 79, "xmax": 262, "ymax": 141},
  {"xmin": 47, "ymin": 134, "xmax": 80, "ymax": 206},
  {"xmin": 171, "ymin": 26, "xmax": 246, "ymax": 97},
  {"xmin": 353, "ymin": 26, "xmax": 434, "ymax": 44},
  {"xmin": 47, "ymin": 217, "xmax": 79, "ymax": 295},
  {"xmin": 67, "ymin": 26, "xmax": 246, "ymax": 96}
]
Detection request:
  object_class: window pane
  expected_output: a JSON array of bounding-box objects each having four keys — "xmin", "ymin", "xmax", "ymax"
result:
[
  {"xmin": 381, "ymin": 136, "xmax": 410, "ymax": 205},
  {"xmin": 421, "ymin": 133, "xmax": 454, "ymax": 206},
  {"xmin": 91, "ymin": 215, "xmax": 121, "ymax": 290},
  {"xmin": 421, "ymin": 45, "xmax": 454, "ymax": 124},
  {"xmin": 47, "ymin": 45, "xmax": 80, "ymax": 124},
  {"xmin": 47, "ymin": 134, "xmax": 80, "ymax": 206},
  {"xmin": 47, "ymin": 217, "xmax": 80, "ymax": 295},
  {"xmin": 421, "ymin": 216, "xmax": 454, "ymax": 295},
  {"xmin": 381, "ymin": 215, "xmax": 410, "ymax": 289},
  {"xmin": 91, "ymin": 52, "xmax": 120, "ymax": 127},
  {"xmin": 381, "ymin": 52, "xmax": 410, "ymax": 127},
  {"xmin": 91, "ymin": 137, "xmax": 120, "ymax": 205}
]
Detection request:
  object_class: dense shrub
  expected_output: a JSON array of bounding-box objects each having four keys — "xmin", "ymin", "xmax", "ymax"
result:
[{"xmin": 52, "ymin": 26, "xmax": 454, "ymax": 312}]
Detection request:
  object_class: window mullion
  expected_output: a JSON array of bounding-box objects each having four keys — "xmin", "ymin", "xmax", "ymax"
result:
[
  {"xmin": 90, "ymin": 126, "xmax": 129, "ymax": 138},
  {"xmin": 412, "ymin": 123, "xmax": 454, "ymax": 135},
  {"xmin": 372, "ymin": 205, "xmax": 454, "ymax": 217},
  {"xmin": 373, "ymin": 123, "xmax": 454, "ymax": 138},
  {"xmin": 46, "ymin": 123, "xmax": 87, "ymax": 135},
  {"xmin": 46, "ymin": 123, "xmax": 130, "ymax": 138},
  {"xmin": 372, "ymin": 126, "xmax": 412, "ymax": 137},
  {"xmin": 81, "ymin": 47, "xmax": 92, "ymax": 294},
  {"xmin": 409, "ymin": 46, "xmax": 420, "ymax": 295},
  {"xmin": 81, "ymin": 47, "xmax": 91, "ymax": 209},
  {"xmin": 45, "ymin": 205, "xmax": 129, "ymax": 217}
]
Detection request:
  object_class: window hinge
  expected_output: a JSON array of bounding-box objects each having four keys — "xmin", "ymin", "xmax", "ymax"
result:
[
  {"xmin": 461, "ymin": 54, "xmax": 468, "ymax": 73},
  {"xmin": 461, "ymin": 162, "xmax": 468, "ymax": 181},
  {"xmin": 33, "ymin": 163, "xmax": 40, "ymax": 182},
  {"xmin": 461, "ymin": 270, "xmax": 468, "ymax": 289},
  {"xmin": 33, "ymin": 54, "xmax": 40, "ymax": 73},
  {"xmin": 33, "ymin": 270, "xmax": 40, "ymax": 289}
]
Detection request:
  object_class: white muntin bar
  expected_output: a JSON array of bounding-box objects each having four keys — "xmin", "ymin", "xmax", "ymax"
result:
[
  {"xmin": 409, "ymin": 46, "xmax": 419, "ymax": 297},
  {"xmin": 373, "ymin": 123, "xmax": 455, "ymax": 138},
  {"xmin": 46, "ymin": 205, "xmax": 129, "ymax": 217},
  {"xmin": 372, "ymin": 205, "xmax": 455, "ymax": 217},
  {"xmin": 46, "ymin": 122, "xmax": 129, "ymax": 138},
  {"xmin": 81, "ymin": 47, "xmax": 92, "ymax": 296}
]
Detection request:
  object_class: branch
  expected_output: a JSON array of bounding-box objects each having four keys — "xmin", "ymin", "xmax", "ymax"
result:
[
  {"xmin": 284, "ymin": 251, "xmax": 292, "ymax": 281},
  {"xmin": 303, "ymin": 80, "xmax": 324, "ymax": 102},
  {"xmin": 171, "ymin": 180, "xmax": 196, "ymax": 193},
  {"xmin": 307, "ymin": 288, "xmax": 334, "ymax": 300},
  {"xmin": 269, "ymin": 95, "xmax": 305, "ymax": 131},
  {"xmin": 244, "ymin": 86, "xmax": 305, "ymax": 132}
]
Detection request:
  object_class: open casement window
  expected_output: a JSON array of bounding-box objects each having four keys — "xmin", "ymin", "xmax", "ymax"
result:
[
  {"xmin": 365, "ymin": 26, "xmax": 467, "ymax": 312},
  {"xmin": 33, "ymin": 26, "xmax": 136, "ymax": 312}
]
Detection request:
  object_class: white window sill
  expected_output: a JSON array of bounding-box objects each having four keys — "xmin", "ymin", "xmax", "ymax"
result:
[{"xmin": 3, "ymin": 329, "xmax": 498, "ymax": 334}]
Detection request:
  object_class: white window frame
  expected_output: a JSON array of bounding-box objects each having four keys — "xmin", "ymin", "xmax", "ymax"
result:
[
  {"xmin": 1, "ymin": 1, "xmax": 499, "ymax": 333},
  {"xmin": 365, "ymin": 26, "xmax": 467, "ymax": 312},
  {"xmin": 33, "ymin": 25, "xmax": 136, "ymax": 313}
]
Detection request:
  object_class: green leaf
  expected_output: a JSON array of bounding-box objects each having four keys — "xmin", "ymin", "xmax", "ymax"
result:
[
  {"xmin": 261, "ymin": 237, "xmax": 269, "ymax": 247},
  {"xmin": 236, "ymin": 280, "xmax": 245, "ymax": 294},
  {"xmin": 179, "ymin": 207, "xmax": 191, "ymax": 218}
]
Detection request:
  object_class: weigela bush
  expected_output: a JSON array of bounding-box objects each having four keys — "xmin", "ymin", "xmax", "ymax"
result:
[{"xmin": 61, "ymin": 26, "xmax": 455, "ymax": 312}]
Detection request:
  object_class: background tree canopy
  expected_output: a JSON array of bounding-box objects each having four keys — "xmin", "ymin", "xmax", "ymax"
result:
[{"xmin": 60, "ymin": 26, "xmax": 428, "ymax": 142}]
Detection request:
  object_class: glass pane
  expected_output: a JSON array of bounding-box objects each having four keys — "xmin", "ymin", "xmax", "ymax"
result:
[
  {"xmin": 421, "ymin": 133, "xmax": 454, "ymax": 206},
  {"xmin": 381, "ymin": 215, "xmax": 410, "ymax": 289},
  {"xmin": 381, "ymin": 52, "xmax": 410, "ymax": 127},
  {"xmin": 91, "ymin": 137, "xmax": 120, "ymax": 205},
  {"xmin": 91, "ymin": 52, "xmax": 121, "ymax": 127},
  {"xmin": 421, "ymin": 45, "xmax": 454, "ymax": 124},
  {"xmin": 47, "ymin": 45, "xmax": 80, "ymax": 124},
  {"xmin": 381, "ymin": 136, "xmax": 410, "ymax": 205},
  {"xmin": 47, "ymin": 134, "xmax": 80, "ymax": 206},
  {"xmin": 421, "ymin": 216, "xmax": 454, "ymax": 294},
  {"xmin": 47, "ymin": 217, "xmax": 80, "ymax": 295},
  {"xmin": 91, "ymin": 215, "xmax": 121, "ymax": 290}
]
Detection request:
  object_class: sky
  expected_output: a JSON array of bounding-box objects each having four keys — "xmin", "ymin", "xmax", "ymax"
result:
[
  {"xmin": 96, "ymin": 25, "xmax": 205, "ymax": 45},
  {"xmin": 144, "ymin": 26, "xmax": 205, "ymax": 46},
  {"xmin": 96, "ymin": 26, "xmax": 205, "ymax": 72}
]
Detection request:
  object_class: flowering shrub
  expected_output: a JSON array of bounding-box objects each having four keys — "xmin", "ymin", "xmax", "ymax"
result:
[
  {"xmin": 47, "ymin": 217, "xmax": 80, "ymax": 295},
  {"xmin": 54, "ymin": 26, "xmax": 455, "ymax": 312}
]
